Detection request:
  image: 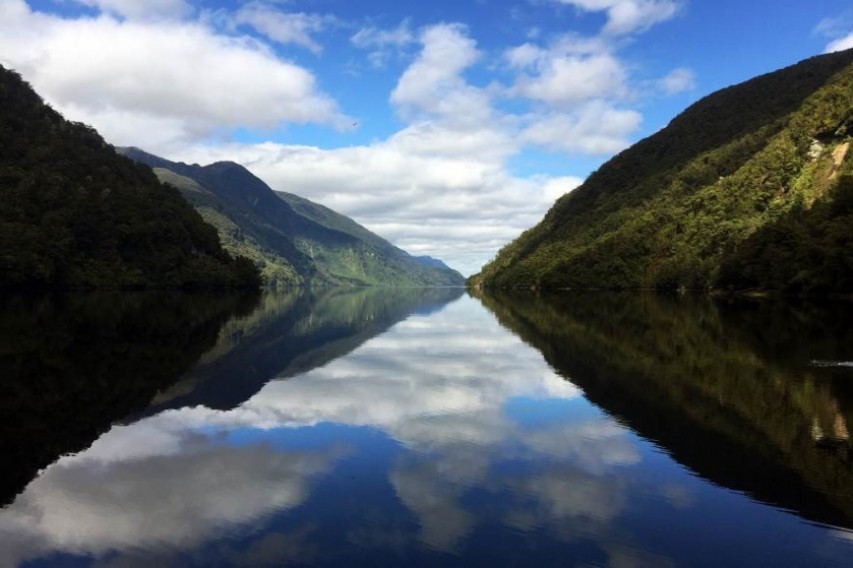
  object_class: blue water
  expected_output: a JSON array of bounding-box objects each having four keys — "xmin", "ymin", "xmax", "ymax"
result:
[{"xmin": 2, "ymin": 292, "xmax": 852, "ymax": 567}]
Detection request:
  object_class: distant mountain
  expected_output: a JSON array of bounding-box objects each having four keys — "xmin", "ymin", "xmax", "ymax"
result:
[
  {"xmin": 414, "ymin": 255, "xmax": 454, "ymax": 270},
  {"xmin": 120, "ymin": 148, "xmax": 465, "ymax": 288},
  {"xmin": 472, "ymin": 49, "xmax": 853, "ymax": 293},
  {"xmin": 0, "ymin": 66, "xmax": 260, "ymax": 289}
]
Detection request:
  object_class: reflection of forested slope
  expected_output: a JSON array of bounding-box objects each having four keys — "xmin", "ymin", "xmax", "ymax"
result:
[
  {"xmin": 0, "ymin": 292, "xmax": 258, "ymax": 506},
  {"xmin": 141, "ymin": 287, "xmax": 465, "ymax": 414},
  {"xmin": 476, "ymin": 291, "xmax": 853, "ymax": 529}
]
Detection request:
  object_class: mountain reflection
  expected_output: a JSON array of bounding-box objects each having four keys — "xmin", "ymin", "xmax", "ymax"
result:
[
  {"xmin": 141, "ymin": 286, "xmax": 465, "ymax": 414},
  {"xmin": 0, "ymin": 291, "xmax": 257, "ymax": 506},
  {"xmin": 2, "ymin": 292, "xmax": 852, "ymax": 566},
  {"xmin": 477, "ymin": 290, "xmax": 853, "ymax": 530}
]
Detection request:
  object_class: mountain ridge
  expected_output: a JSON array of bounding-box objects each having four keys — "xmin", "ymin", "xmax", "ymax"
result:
[
  {"xmin": 472, "ymin": 48, "xmax": 853, "ymax": 293},
  {"xmin": 120, "ymin": 147, "xmax": 465, "ymax": 288},
  {"xmin": 0, "ymin": 66, "xmax": 259, "ymax": 289}
]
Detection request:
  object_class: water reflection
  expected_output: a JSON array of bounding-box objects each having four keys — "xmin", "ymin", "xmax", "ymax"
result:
[
  {"xmin": 142, "ymin": 286, "xmax": 465, "ymax": 414},
  {"xmin": 0, "ymin": 291, "xmax": 257, "ymax": 506},
  {"xmin": 478, "ymin": 290, "xmax": 853, "ymax": 529},
  {"xmin": 2, "ymin": 291, "xmax": 853, "ymax": 566}
]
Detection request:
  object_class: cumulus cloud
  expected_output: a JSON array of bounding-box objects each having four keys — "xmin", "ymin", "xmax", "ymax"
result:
[
  {"xmin": 391, "ymin": 23, "xmax": 491, "ymax": 125},
  {"xmin": 523, "ymin": 102, "xmax": 642, "ymax": 154},
  {"xmin": 512, "ymin": 52, "xmax": 627, "ymax": 108},
  {"xmin": 814, "ymin": 13, "xmax": 853, "ymax": 53},
  {"xmin": 825, "ymin": 32, "xmax": 853, "ymax": 53},
  {"xmin": 233, "ymin": 1, "xmax": 335, "ymax": 54},
  {"xmin": 0, "ymin": 1, "xmax": 348, "ymax": 151},
  {"xmin": 0, "ymin": 2, "xmax": 663, "ymax": 275},
  {"xmin": 351, "ymin": 19, "xmax": 416, "ymax": 67},
  {"xmin": 173, "ymin": 132, "xmax": 555, "ymax": 276},
  {"xmin": 506, "ymin": 33, "xmax": 629, "ymax": 110},
  {"xmin": 164, "ymin": 23, "xmax": 577, "ymax": 276},
  {"xmin": 71, "ymin": 0, "xmax": 192, "ymax": 20},
  {"xmin": 660, "ymin": 67, "xmax": 696, "ymax": 94},
  {"xmin": 551, "ymin": 0, "xmax": 680, "ymax": 35}
]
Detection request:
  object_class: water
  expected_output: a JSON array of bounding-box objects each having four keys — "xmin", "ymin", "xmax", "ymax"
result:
[{"xmin": 1, "ymin": 289, "xmax": 852, "ymax": 566}]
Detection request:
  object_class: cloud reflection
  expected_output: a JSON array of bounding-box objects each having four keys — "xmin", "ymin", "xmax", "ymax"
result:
[{"xmin": 1, "ymin": 296, "xmax": 647, "ymax": 564}]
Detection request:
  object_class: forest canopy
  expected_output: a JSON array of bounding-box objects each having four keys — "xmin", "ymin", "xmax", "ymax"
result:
[
  {"xmin": 472, "ymin": 49, "xmax": 853, "ymax": 294},
  {"xmin": 0, "ymin": 65, "xmax": 260, "ymax": 289}
]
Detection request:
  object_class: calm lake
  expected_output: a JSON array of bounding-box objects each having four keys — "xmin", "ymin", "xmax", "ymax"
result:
[{"xmin": 2, "ymin": 288, "xmax": 853, "ymax": 566}]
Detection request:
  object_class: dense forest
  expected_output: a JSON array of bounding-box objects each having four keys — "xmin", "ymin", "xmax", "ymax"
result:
[
  {"xmin": 472, "ymin": 49, "xmax": 853, "ymax": 293},
  {"xmin": 120, "ymin": 147, "xmax": 465, "ymax": 288},
  {"xmin": 0, "ymin": 66, "xmax": 260, "ymax": 289}
]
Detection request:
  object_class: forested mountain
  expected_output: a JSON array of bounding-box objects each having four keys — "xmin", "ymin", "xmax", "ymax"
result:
[
  {"xmin": 0, "ymin": 66, "xmax": 260, "ymax": 289},
  {"xmin": 121, "ymin": 148, "xmax": 465, "ymax": 288},
  {"xmin": 473, "ymin": 49, "xmax": 853, "ymax": 293}
]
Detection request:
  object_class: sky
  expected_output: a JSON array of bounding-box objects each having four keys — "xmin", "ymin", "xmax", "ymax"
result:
[{"xmin": 2, "ymin": 0, "xmax": 852, "ymax": 275}]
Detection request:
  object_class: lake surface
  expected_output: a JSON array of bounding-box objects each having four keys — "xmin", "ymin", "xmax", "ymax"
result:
[{"xmin": 2, "ymin": 288, "xmax": 853, "ymax": 566}]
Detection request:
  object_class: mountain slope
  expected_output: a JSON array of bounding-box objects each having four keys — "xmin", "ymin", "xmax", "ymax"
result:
[
  {"xmin": 472, "ymin": 49, "xmax": 853, "ymax": 293},
  {"xmin": 0, "ymin": 66, "xmax": 260, "ymax": 289},
  {"xmin": 121, "ymin": 148, "xmax": 465, "ymax": 287}
]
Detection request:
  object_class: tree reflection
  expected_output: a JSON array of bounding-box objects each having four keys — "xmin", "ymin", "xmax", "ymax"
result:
[
  {"xmin": 475, "ymin": 290, "xmax": 853, "ymax": 529},
  {"xmin": 0, "ymin": 291, "xmax": 258, "ymax": 506}
]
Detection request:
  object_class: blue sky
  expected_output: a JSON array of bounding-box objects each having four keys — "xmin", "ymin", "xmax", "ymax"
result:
[{"xmin": 2, "ymin": 0, "xmax": 852, "ymax": 275}]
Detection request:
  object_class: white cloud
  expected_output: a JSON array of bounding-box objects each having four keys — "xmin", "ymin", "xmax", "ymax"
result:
[
  {"xmin": 0, "ymin": 1, "xmax": 348, "ymax": 152},
  {"xmin": 506, "ymin": 35, "xmax": 629, "ymax": 109},
  {"xmin": 163, "ymin": 23, "xmax": 581, "ymax": 276},
  {"xmin": 825, "ymin": 32, "xmax": 853, "ymax": 53},
  {"xmin": 351, "ymin": 19, "xmax": 416, "ymax": 67},
  {"xmin": 390, "ymin": 23, "xmax": 491, "ymax": 126},
  {"xmin": 543, "ymin": 176, "xmax": 585, "ymax": 200},
  {"xmin": 523, "ymin": 102, "xmax": 642, "ymax": 154},
  {"xmin": 512, "ymin": 52, "xmax": 627, "ymax": 108},
  {"xmin": 233, "ymin": 1, "xmax": 334, "ymax": 54},
  {"xmin": 0, "ymin": 2, "xmax": 662, "ymax": 274},
  {"xmin": 659, "ymin": 67, "xmax": 696, "ymax": 94},
  {"xmin": 552, "ymin": 0, "xmax": 680, "ymax": 36},
  {"xmin": 71, "ymin": 0, "xmax": 192, "ymax": 20},
  {"xmin": 172, "ymin": 129, "xmax": 554, "ymax": 276}
]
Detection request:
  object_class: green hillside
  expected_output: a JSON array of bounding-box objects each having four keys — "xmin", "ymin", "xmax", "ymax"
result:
[
  {"xmin": 121, "ymin": 148, "xmax": 465, "ymax": 288},
  {"xmin": 0, "ymin": 66, "xmax": 260, "ymax": 289},
  {"xmin": 472, "ymin": 49, "xmax": 853, "ymax": 293}
]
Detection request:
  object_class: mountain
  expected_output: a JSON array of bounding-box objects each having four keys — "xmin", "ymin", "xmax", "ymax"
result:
[
  {"xmin": 0, "ymin": 66, "xmax": 260, "ymax": 289},
  {"xmin": 472, "ymin": 49, "xmax": 853, "ymax": 293},
  {"xmin": 120, "ymin": 148, "xmax": 465, "ymax": 288},
  {"xmin": 414, "ymin": 255, "xmax": 455, "ymax": 270}
]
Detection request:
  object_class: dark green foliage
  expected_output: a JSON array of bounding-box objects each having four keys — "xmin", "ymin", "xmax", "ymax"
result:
[
  {"xmin": 121, "ymin": 147, "xmax": 465, "ymax": 287},
  {"xmin": 718, "ymin": 175, "xmax": 853, "ymax": 293},
  {"xmin": 0, "ymin": 65, "xmax": 260, "ymax": 289},
  {"xmin": 473, "ymin": 49, "xmax": 853, "ymax": 293}
]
